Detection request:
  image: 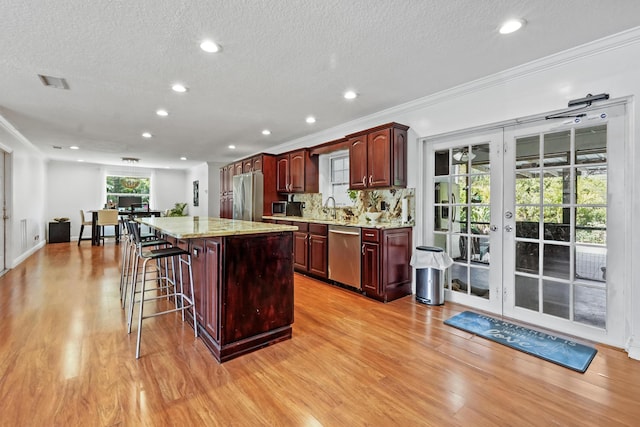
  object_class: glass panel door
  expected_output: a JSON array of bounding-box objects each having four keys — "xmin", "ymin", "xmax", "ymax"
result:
[
  {"xmin": 431, "ymin": 131, "xmax": 503, "ymax": 313},
  {"xmin": 502, "ymin": 106, "xmax": 625, "ymax": 340}
]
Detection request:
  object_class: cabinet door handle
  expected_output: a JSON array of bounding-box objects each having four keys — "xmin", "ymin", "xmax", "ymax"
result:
[
  {"xmin": 362, "ymin": 176, "xmax": 367, "ymax": 186},
  {"xmin": 361, "ymin": 244, "xmax": 365, "ymax": 255},
  {"xmin": 369, "ymin": 175, "xmax": 373, "ymax": 185}
]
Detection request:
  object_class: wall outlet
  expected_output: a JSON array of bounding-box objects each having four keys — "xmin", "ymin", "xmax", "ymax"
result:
[
  {"xmin": 380, "ymin": 201, "xmax": 387, "ymax": 211},
  {"xmin": 34, "ymin": 235, "xmax": 39, "ymax": 241}
]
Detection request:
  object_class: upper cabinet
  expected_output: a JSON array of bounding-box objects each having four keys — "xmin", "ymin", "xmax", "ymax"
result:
[
  {"xmin": 243, "ymin": 155, "xmax": 263, "ymax": 173},
  {"xmin": 220, "ymin": 154, "xmax": 278, "ymax": 219},
  {"xmin": 347, "ymin": 122, "xmax": 409, "ymax": 190},
  {"xmin": 276, "ymin": 149, "xmax": 318, "ymax": 193}
]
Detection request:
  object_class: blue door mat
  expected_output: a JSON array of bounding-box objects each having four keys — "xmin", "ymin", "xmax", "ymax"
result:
[{"xmin": 444, "ymin": 311, "xmax": 597, "ymax": 373}]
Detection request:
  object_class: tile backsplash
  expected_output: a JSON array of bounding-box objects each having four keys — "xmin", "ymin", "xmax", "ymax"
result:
[{"xmin": 292, "ymin": 188, "xmax": 415, "ymax": 225}]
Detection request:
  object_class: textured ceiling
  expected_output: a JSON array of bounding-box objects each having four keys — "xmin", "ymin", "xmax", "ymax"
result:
[{"xmin": 1, "ymin": 0, "xmax": 640, "ymax": 169}]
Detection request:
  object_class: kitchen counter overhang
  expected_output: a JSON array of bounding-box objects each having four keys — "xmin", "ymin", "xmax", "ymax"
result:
[
  {"xmin": 138, "ymin": 216, "xmax": 298, "ymax": 238},
  {"xmin": 136, "ymin": 216, "xmax": 296, "ymax": 362}
]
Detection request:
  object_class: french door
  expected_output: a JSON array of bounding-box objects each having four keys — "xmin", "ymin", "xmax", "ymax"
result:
[{"xmin": 428, "ymin": 104, "xmax": 626, "ymax": 343}]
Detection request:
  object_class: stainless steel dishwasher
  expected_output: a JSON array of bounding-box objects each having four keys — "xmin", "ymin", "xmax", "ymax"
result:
[{"xmin": 328, "ymin": 225, "xmax": 361, "ymax": 289}]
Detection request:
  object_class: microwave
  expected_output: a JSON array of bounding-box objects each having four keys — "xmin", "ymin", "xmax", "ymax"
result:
[
  {"xmin": 271, "ymin": 201, "xmax": 287, "ymax": 216},
  {"xmin": 271, "ymin": 201, "xmax": 303, "ymax": 217}
]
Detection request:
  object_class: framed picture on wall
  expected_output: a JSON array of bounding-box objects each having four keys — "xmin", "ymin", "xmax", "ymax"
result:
[{"xmin": 193, "ymin": 180, "xmax": 199, "ymax": 207}]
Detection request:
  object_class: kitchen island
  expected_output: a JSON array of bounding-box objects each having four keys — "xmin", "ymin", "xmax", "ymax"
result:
[{"xmin": 137, "ymin": 216, "xmax": 297, "ymax": 362}]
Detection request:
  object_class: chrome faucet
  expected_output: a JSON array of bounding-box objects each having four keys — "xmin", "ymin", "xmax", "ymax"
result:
[{"xmin": 324, "ymin": 196, "xmax": 337, "ymax": 219}]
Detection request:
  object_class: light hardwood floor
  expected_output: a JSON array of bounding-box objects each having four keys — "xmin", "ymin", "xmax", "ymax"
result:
[{"xmin": 1, "ymin": 241, "xmax": 639, "ymax": 426}]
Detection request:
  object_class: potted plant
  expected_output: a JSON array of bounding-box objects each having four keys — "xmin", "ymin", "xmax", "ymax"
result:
[{"xmin": 167, "ymin": 202, "xmax": 188, "ymax": 217}]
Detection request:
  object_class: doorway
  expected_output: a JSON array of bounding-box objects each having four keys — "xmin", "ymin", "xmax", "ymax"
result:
[
  {"xmin": 0, "ymin": 149, "xmax": 7, "ymax": 274},
  {"xmin": 425, "ymin": 103, "xmax": 627, "ymax": 345}
]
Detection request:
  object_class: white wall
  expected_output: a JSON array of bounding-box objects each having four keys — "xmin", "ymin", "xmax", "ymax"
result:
[
  {"xmin": 0, "ymin": 118, "xmax": 47, "ymax": 267},
  {"xmin": 152, "ymin": 168, "xmax": 189, "ymax": 214},
  {"xmin": 187, "ymin": 163, "xmax": 209, "ymax": 217},
  {"xmin": 207, "ymin": 161, "xmax": 224, "ymax": 217},
  {"xmin": 46, "ymin": 160, "xmax": 188, "ymax": 238}
]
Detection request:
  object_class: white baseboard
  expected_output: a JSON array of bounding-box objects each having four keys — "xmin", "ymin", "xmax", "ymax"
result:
[
  {"xmin": 625, "ymin": 337, "xmax": 640, "ymax": 361},
  {"xmin": 10, "ymin": 241, "xmax": 46, "ymax": 268}
]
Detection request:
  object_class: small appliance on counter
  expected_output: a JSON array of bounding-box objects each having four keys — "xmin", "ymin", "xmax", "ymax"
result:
[{"xmin": 271, "ymin": 200, "xmax": 303, "ymax": 217}]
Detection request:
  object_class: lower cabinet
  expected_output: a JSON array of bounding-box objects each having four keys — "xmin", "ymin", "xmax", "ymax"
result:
[
  {"xmin": 184, "ymin": 233, "xmax": 294, "ymax": 362},
  {"xmin": 291, "ymin": 221, "xmax": 328, "ymax": 278},
  {"xmin": 361, "ymin": 227, "xmax": 412, "ymax": 302},
  {"xmin": 269, "ymin": 218, "xmax": 411, "ymax": 303}
]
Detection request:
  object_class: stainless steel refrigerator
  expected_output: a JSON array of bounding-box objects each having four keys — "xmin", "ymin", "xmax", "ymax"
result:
[{"xmin": 232, "ymin": 171, "xmax": 264, "ymax": 221}]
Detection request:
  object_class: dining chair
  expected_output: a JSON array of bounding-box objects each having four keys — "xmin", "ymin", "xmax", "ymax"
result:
[
  {"xmin": 77, "ymin": 209, "xmax": 93, "ymax": 246},
  {"xmin": 97, "ymin": 209, "xmax": 120, "ymax": 244}
]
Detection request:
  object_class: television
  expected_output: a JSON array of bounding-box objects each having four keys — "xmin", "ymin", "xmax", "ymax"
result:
[{"xmin": 118, "ymin": 195, "xmax": 143, "ymax": 209}]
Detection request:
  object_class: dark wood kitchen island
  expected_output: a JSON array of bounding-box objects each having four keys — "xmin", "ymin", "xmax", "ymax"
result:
[{"xmin": 137, "ymin": 216, "xmax": 297, "ymax": 362}]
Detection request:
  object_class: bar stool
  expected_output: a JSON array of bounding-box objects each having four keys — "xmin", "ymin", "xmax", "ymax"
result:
[
  {"xmin": 119, "ymin": 220, "xmax": 170, "ymax": 309},
  {"xmin": 126, "ymin": 221, "xmax": 198, "ymax": 358}
]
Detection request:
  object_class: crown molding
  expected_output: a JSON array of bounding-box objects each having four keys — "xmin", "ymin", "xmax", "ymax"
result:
[
  {"xmin": 268, "ymin": 26, "xmax": 640, "ymax": 155},
  {"xmin": 0, "ymin": 113, "xmax": 42, "ymax": 156}
]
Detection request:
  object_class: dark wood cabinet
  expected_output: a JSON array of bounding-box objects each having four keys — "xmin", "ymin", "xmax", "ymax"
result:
[
  {"xmin": 361, "ymin": 227, "xmax": 412, "ymax": 302},
  {"xmin": 276, "ymin": 149, "xmax": 318, "ymax": 193},
  {"xmin": 287, "ymin": 221, "xmax": 328, "ymax": 278},
  {"xmin": 293, "ymin": 229, "xmax": 309, "ymax": 271},
  {"xmin": 189, "ymin": 239, "xmax": 207, "ymax": 325},
  {"xmin": 219, "ymin": 164, "xmax": 235, "ymax": 219},
  {"xmin": 361, "ymin": 241, "xmax": 380, "ymax": 296},
  {"xmin": 186, "ymin": 233, "xmax": 294, "ymax": 362},
  {"xmin": 220, "ymin": 154, "xmax": 278, "ymax": 219},
  {"xmin": 204, "ymin": 239, "xmax": 221, "ymax": 342},
  {"xmin": 348, "ymin": 122, "xmax": 409, "ymax": 190},
  {"xmin": 308, "ymin": 224, "xmax": 328, "ymax": 278},
  {"xmin": 243, "ymin": 155, "xmax": 263, "ymax": 173}
]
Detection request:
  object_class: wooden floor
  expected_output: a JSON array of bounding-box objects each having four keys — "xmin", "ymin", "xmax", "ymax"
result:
[{"xmin": 1, "ymin": 242, "xmax": 639, "ymax": 426}]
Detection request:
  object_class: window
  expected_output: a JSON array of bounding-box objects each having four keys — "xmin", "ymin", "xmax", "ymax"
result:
[
  {"xmin": 319, "ymin": 149, "xmax": 352, "ymax": 206},
  {"xmin": 106, "ymin": 176, "xmax": 150, "ymax": 208}
]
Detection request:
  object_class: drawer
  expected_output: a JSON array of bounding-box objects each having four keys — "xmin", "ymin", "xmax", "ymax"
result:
[
  {"xmin": 361, "ymin": 228, "xmax": 380, "ymax": 242},
  {"xmin": 291, "ymin": 221, "xmax": 309, "ymax": 232},
  {"xmin": 308, "ymin": 223, "xmax": 328, "ymax": 236}
]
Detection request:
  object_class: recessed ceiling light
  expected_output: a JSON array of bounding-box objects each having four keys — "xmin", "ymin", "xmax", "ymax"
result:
[
  {"xmin": 228, "ymin": 145, "xmax": 236, "ymax": 149},
  {"xmin": 262, "ymin": 129, "xmax": 271, "ymax": 135},
  {"xmin": 180, "ymin": 156, "xmax": 187, "ymax": 161},
  {"xmin": 200, "ymin": 40, "xmax": 221, "ymax": 53},
  {"xmin": 156, "ymin": 109, "xmax": 168, "ymax": 117},
  {"xmin": 344, "ymin": 90, "xmax": 358, "ymax": 100},
  {"xmin": 142, "ymin": 132, "xmax": 152, "ymax": 138},
  {"xmin": 499, "ymin": 18, "xmax": 526, "ymax": 34},
  {"xmin": 69, "ymin": 145, "xmax": 79, "ymax": 150},
  {"xmin": 171, "ymin": 83, "xmax": 188, "ymax": 93},
  {"xmin": 306, "ymin": 116, "xmax": 316, "ymax": 124},
  {"xmin": 77, "ymin": 159, "xmax": 84, "ymax": 162}
]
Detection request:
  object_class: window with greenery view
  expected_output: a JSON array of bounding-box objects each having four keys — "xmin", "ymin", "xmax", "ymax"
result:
[{"xmin": 106, "ymin": 176, "xmax": 150, "ymax": 207}]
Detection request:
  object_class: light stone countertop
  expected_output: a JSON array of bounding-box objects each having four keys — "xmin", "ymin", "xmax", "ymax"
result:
[
  {"xmin": 262, "ymin": 215, "xmax": 414, "ymax": 230},
  {"xmin": 137, "ymin": 216, "xmax": 298, "ymax": 238}
]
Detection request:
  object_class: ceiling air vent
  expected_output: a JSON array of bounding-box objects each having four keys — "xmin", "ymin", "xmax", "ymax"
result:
[{"xmin": 38, "ymin": 74, "xmax": 69, "ymax": 90}]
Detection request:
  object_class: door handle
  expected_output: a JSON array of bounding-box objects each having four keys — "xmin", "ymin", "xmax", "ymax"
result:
[{"xmin": 490, "ymin": 225, "xmax": 498, "ymax": 232}]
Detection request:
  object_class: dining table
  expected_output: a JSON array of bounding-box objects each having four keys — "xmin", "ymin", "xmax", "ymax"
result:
[{"xmin": 90, "ymin": 209, "xmax": 162, "ymax": 246}]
